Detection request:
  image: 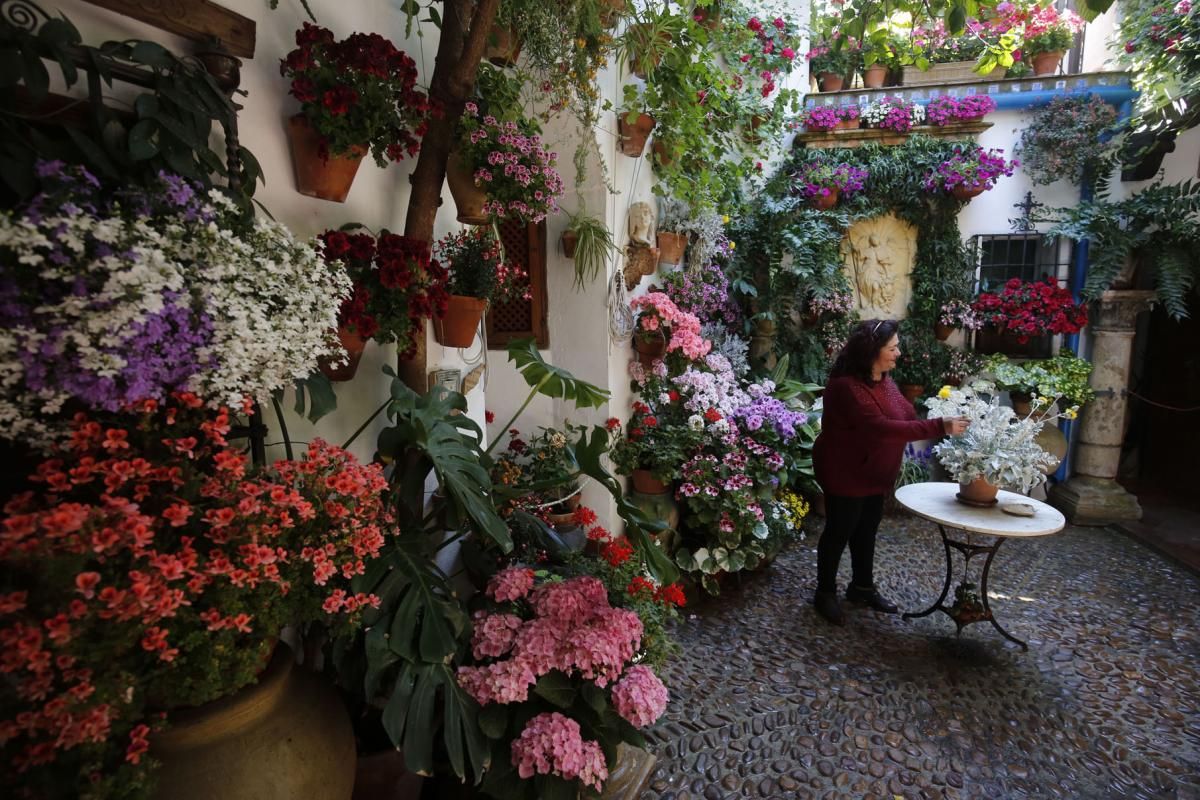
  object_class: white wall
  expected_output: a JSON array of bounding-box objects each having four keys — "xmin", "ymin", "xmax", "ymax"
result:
[{"xmin": 52, "ymin": 0, "xmax": 486, "ymax": 466}]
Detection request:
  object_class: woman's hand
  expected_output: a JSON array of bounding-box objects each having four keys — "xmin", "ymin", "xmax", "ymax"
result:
[{"xmin": 943, "ymin": 416, "xmax": 970, "ymax": 436}]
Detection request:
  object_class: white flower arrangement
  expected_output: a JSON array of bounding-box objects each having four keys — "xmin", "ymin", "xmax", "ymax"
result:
[
  {"xmin": 859, "ymin": 97, "xmax": 926, "ymax": 131},
  {"xmin": 924, "ymin": 381, "xmax": 1076, "ymax": 494}
]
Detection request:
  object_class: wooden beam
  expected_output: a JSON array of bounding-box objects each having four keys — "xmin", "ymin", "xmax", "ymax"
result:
[{"xmin": 81, "ymin": 0, "xmax": 255, "ymax": 58}]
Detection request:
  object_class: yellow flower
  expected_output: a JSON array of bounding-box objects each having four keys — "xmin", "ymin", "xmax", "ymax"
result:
[
  {"xmin": 1065, "ymin": 407, "xmax": 1079, "ymax": 420},
  {"xmin": 729, "ymin": 241, "xmax": 736, "ymax": 250},
  {"xmin": 722, "ymin": 214, "xmax": 730, "ymax": 224},
  {"xmin": 938, "ymin": 385, "xmax": 952, "ymax": 399}
]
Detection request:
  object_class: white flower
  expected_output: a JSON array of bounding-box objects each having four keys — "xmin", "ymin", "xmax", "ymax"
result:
[{"xmin": 688, "ymin": 414, "xmax": 704, "ymax": 430}]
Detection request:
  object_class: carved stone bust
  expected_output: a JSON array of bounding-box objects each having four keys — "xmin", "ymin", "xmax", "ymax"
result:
[{"xmin": 627, "ymin": 201, "xmax": 655, "ymax": 246}]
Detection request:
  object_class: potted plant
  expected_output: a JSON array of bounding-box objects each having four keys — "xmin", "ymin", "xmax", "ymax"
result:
[
  {"xmin": 860, "ymin": 96, "xmax": 926, "ymax": 132},
  {"xmin": 921, "ymin": 144, "xmax": 1018, "ymax": 200},
  {"xmin": 318, "ymin": 228, "xmax": 450, "ymax": 375},
  {"xmin": 619, "ymin": 5, "xmax": 683, "ymax": 79},
  {"xmin": 617, "ymin": 107, "xmax": 657, "ymax": 157},
  {"xmin": 806, "ymin": 40, "xmax": 856, "ymax": 91},
  {"xmin": 926, "ymin": 381, "xmax": 1075, "ymax": 504},
  {"xmin": 924, "ymin": 95, "xmax": 997, "ymax": 127},
  {"xmin": 836, "ymin": 105, "xmax": 861, "ymax": 129},
  {"xmin": 629, "ymin": 291, "xmax": 712, "ymax": 367},
  {"xmin": 936, "ymin": 298, "xmax": 985, "ymax": 340},
  {"xmin": 942, "ymin": 348, "xmax": 986, "ymax": 387},
  {"xmin": 610, "ymin": 402, "xmax": 705, "ymax": 494},
  {"xmin": 891, "ymin": 329, "xmax": 950, "ymax": 403},
  {"xmin": 0, "ymin": 397, "xmax": 392, "ymax": 799},
  {"xmin": 985, "ymin": 354, "xmax": 1095, "ymax": 416},
  {"xmin": 656, "ymin": 197, "xmax": 690, "ymax": 266},
  {"xmin": 800, "ymin": 104, "xmax": 841, "ymax": 132},
  {"xmin": 789, "ymin": 161, "xmax": 868, "ymax": 210},
  {"xmin": 970, "ymin": 277, "xmax": 1089, "ymax": 354},
  {"xmin": 1018, "ymin": 1, "xmax": 1084, "ymax": 75},
  {"xmin": 433, "ymin": 227, "xmax": 530, "ymax": 347},
  {"xmin": 561, "ymin": 210, "xmax": 617, "ymax": 289},
  {"xmin": 1014, "ymin": 94, "xmax": 1119, "ymax": 188},
  {"xmin": 281, "ymin": 23, "xmax": 429, "ymax": 202},
  {"xmin": 858, "ymin": 28, "xmax": 902, "ymax": 88},
  {"xmin": 491, "ymin": 424, "xmax": 586, "ymax": 527},
  {"xmin": 451, "ymin": 102, "xmax": 564, "ymax": 225}
]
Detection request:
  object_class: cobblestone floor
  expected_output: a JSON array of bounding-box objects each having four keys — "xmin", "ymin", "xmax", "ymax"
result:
[{"xmin": 639, "ymin": 516, "xmax": 1200, "ymax": 800}]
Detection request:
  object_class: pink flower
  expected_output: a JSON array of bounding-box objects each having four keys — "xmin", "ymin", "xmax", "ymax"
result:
[
  {"xmin": 471, "ymin": 611, "xmax": 523, "ymax": 659},
  {"xmin": 487, "ymin": 566, "xmax": 535, "ymax": 602},
  {"xmin": 773, "ymin": 17, "xmax": 785, "ymax": 29},
  {"xmin": 747, "ymin": 16, "xmax": 763, "ymax": 32},
  {"xmin": 511, "ymin": 712, "xmax": 609, "ymax": 791},
  {"xmin": 781, "ymin": 47, "xmax": 795, "ymax": 60},
  {"xmin": 612, "ymin": 665, "xmax": 669, "ymax": 727}
]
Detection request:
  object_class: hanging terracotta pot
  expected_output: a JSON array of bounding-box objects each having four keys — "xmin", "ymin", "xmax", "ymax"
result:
[
  {"xmin": 434, "ymin": 294, "xmax": 487, "ymax": 347},
  {"xmin": 627, "ymin": 25, "xmax": 670, "ymax": 78},
  {"xmin": 1030, "ymin": 50, "xmax": 1064, "ymax": 76},
  {"xmin": 618, "ymin": 113, "xmax": 656, "ymax": 157},
  {"xmin": 599, "ymin": 0, "xmax": 627, "ymax": 28},
  {"xmin": 651, "ymin": 139, "xmax": 674, "ymax": 167},
  {"xmin": 151, "ymin": 644, "xmax": 355, "ymax": 800},
  {"xmin": 319, "ymin": 325, "xmax": 367, "ymax": 382},
  {"xmin": 631, "ymin": 469, "xmax": 669, "ymax": 495},
  {"xmin": 286, "ymin": 114, "xmax": 366, "ymax": 203},
  {"xmin": 951, "ymin": 184, "xmax": 985, "ymax": 201},
  {"xmin": 633, "ymin": 332, "xmax": 667, "ymax": 367},
  {"xmin": 956, "ymin": 477, "xmax": 1000, "ymax": 507},
  {"xmin": 561, "ymin": 229, "xmax": 578, "ymax": 258},
  {"xmin": 898, "ymin": 383, "xmax": 925, "ymax": 403},
  {"xmin": 693, "ymin": 1, "xmax": 722, "ymax": 30},
  {"xmin": 934, "ymin": 322, "xmax": 955, "ymax": 341},
  {"xmin": 818, "ymin": 72, "xmax": 845, "ymax": 92},
  {"xmin": 862, "ymin": 64, "xmax": 887, "ymax": 88},
  {"xmin": 656, "ymin": 231, "xmax": 687, "ymax": 266},
  {"xmin": 445, "ymin": 151, "xmax": 489, "ymax": 224},
  {"xmin": 485, "ymin": 25, "xmax": 522, "ymax": 66},
  {"xmin": 809, "ymin": 187, "xmax": 840, "ymax": 210}
]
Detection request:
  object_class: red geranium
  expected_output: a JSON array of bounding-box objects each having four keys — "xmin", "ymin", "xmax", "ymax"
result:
[{"xmin": 971, "ymin": 277, "xmax": 1088, "ymax": 343}]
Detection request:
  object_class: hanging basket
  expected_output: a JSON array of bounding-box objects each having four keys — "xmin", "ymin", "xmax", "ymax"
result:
[
  {"xmin": 618, "ymin": 113, "xmax": 656, "ymax": 157},
  {"xmin": 656, "ymin": 231, "xmax": 687, "ymax": 266},
  {"xmin": 319, "ymin": 326, "xmax": 367, "ymax": 382},
  {"xmin": 445, "ymin": 151, "xmax": 489, "ymax": 225},
  {"xmin": 434, "ymin": 295, "xmax": 487, "ymax": 348},
  {"xmin": 286, "ymin": 114, "xmax": 366, "ymax": 203},
  {"xmin": 561, "ymin": 229, "xmax": 578, "ymax": 259}
]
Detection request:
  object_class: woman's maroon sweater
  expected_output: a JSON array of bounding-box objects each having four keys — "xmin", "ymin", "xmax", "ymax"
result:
[{"xmin": 813, "ymin": 375, "xmax": 945, "ymax": 497}]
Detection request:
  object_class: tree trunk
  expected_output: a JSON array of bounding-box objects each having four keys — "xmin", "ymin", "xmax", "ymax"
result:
[{"xmin": 399, "ymin": 0, "xmax": 501, "ymax": 391}]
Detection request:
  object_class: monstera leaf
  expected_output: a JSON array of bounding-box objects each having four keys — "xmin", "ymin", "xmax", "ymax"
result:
[{"xmin": 507, "ymin": 337, "xmax": 610, "ymax": 408}]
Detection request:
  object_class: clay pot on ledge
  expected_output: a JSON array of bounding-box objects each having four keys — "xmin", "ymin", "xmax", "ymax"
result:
[
  {"xmin": 633, "ymin": 332, "xmax": 667, "ymax": 367},
  {"xmin": 818, "ymin": 71, "xmax": 845, "ymax": 92},
  {"xmin": 434, "ymin": 295, "xmax": 487, "ymax": 348},
  {"xmin": 151, "ymin": 644, "xmax": 355, "ymax": 800},
  {"xmin": 319, "ymin": 325, "xmax": 367, "ymax": 382},
  {"xmin": 835, "ymin": 117, "xmax": 861, "ymax": 130},
  {"xmin": 934, "ymin": 322, "xmax": 955, "ymax": 341},
  {"xmin": 1030, "ymin": 50, "xmax": 1064, "ymax": 76},
  {"xmin": 445, "ymin": 151, "xmax": 489, "ymax": 224},
  {"xmin": 618, "ymin": 112, "xmax": 656, "ymax": 157},
  {"xmin": 656, "ymin": 231, "xmax": 687, "ymax": 266},
  {"xmin": 862, "ymin": 64, "xmax": 887, "ymax": 88},
  {"xmin": 809, "ymin": 187, "xmax": 840, "ymax": 211},
  {"xmin": 631, "ymin": 468, "xmax": 670, "ymax": 495},
  {"xmin": 951, "ymin": 184, "xmax": 986, "ymax": 201},
  {"xmin": 957, "ymin": 476, "xmax": 1000, "ymax": 507},
  {"xmin": 561, "ymin": 229, "xmax": 578, "ymax": 259},
  {"xmin": 898, "ymin": 383, "xmax": 925, "ymax": 403},
  {"xmin": 286, "ymin": 114, "xmax": 366, "ymax": 203}
]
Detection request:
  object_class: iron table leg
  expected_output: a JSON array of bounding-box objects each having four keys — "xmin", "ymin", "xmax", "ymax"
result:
[
  {"xmin": 902, "ymin": 524, "xmax": 954, "ymax": 620},
  {"xmin": 979, "ymin": 538, "xmax": 1028, "ymax": 650}
]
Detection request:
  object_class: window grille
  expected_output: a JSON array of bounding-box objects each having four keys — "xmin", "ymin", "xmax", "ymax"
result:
[
  {"xmin": 486, "ymin": 219, "xmax": 548, "ymax": 348},
  {"xmin": 971, "ymin": 233, "xmax": 1075, "ymax": 358}
]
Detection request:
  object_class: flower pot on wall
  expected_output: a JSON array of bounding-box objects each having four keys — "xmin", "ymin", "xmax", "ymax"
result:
[
  {"xmin": 631, "ymin": 468, "xmax": 669, "ymax": 495},
  {"xmin": 485, "ymin": 25, "xmax": 522, "ymax": 66},
  {"xmin": 1031, "ymin": 51, "xmax": 1064, "ymax": 76},
  {"xmin": 651, "ymin": 139, "xmax": 674, "ymax": 167},
  {"xmin": 618, "ymin": 113, "xmax": 656, "ymax": 157},
  {"xmin": 862, "ymin": 64, "xmax": 887, "ymax": 88},
  {"xmin": 319, "ymin": 325, "xmax": 367, "ymax": 382},
  {"xmin": 634, "ymin": 332, "xmax": 667, "ymax": 367},
  {"xmin": 809, "ymin": 187, "xmax": 839, "ymax": 210},
  {"xmin": 445, "ymin": 151, "xmax": 489, "ymax": 224},
  {"xmin": 151, "ymin": 645, "xmax": 355, "ymax": 800},
  {"xmin": 434, "ymin": 294, "xmax": 487, "ymax": 347},
  {"xmin": 951, "ymin": 184, "xmax": 986, "ymax": 201},
  {"xmin": 934, "ymin": 322, "xmax": 955, "ymax": 341},
  {"xmin": 835, "ymin": 117, "xmax": 861, "ymax": 130},
  {"xmin": 818, "ymin": 71, "xmax": 844, "ymax": 92},
  {"xmin": 656, "ymin": 231, "xmax": 687, "ymax": 265},
  {"xmin": 286, "ymin": 114, "xmax": 366, "ymax": 203},
  {"xmin": 956, "ymin": 477, "xmax": 999, "ymax": 507},
  {"xmin": 561, "ymin": 229, "xmax": 578, "ymax": 258}
]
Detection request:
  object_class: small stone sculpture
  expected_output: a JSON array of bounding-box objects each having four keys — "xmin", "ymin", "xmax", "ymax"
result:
[{"xmin": 627, "ymin": 201, "xmax": 655, "ymax": 246}]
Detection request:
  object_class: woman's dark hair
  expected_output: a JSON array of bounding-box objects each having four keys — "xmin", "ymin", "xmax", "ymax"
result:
[{"xmin": 829, "ymin": 319, "xmax": 899, "ymax": 382}]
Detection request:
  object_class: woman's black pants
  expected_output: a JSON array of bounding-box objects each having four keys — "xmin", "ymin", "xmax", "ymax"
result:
[{"xmin": 816, "ymin": 493, "xmax": 885, "ymax": 593}]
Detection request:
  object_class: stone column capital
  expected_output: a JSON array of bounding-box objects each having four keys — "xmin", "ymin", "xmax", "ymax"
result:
[{"xmin": 1090, "ymin": 290, "xmax": 1156, "ymax": 332}]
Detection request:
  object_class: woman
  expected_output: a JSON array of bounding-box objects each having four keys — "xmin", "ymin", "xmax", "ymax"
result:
[{"xmin": 811, "ymin": 319, "xmax": 969, "ymax": 625}]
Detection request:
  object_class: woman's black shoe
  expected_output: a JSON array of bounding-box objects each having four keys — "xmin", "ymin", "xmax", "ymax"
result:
[
  {"xmin": 845, "ymin": 585, "xmax": 899, "ymax": 614},
  {"xmin": 813, "ymin": 590, "xmax": 846, "ymax": 625}
]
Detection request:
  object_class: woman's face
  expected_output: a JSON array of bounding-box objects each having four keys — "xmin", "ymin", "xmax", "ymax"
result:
[{"xmin": 874, "ymin": 334, "xmax": 901, "ymax": 374}]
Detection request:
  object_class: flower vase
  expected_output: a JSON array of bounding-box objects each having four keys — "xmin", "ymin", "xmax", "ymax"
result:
[
  {"xmin": 633, "ymin": 333, "xmax": 667, "ymax": 367},
  {"xmin": 934, "ymin": 322, "xmax": 955, "ymax": 341},
  {"xmin": 445, "ymin": 151, "xmax": 489, "ymax": 224},
  {"xmin": 319, "ymin": 325, "xmax": 366, "ymax": 382},
  {"xmin": 818, "ymin": 72, "xmax": 844, "ymax": 92},
  {"xmin": 898, "ymin": 383, "xmax": 925, "ymax": 404},
  {"xmin": 561, "ymin": 229, "xmax": 578, "ymax": 259},
  {"xmin": 151, "ymin": 644, "xmax": 356, "ymax": 800},
  {"xmin": 956, "ymin": 477, "xmax": 1000, "ymax": 507},
  {"xmin": 809, "ymin": 187, "xmax": 840, "ymax": 210},
  {"xmin": 862, "ymin": 64, "xmax": 887, "ymax": 88},
  {"xmin": 434, "ymin": 294, "xmax": 487, "ymax": 348},
  {"xmin": 631, "ymin": 468, "xmax": 669, "ymax": 495},
  {"xmin": 951, "ymin": 184, "xmax": 985, "ymax": 201},
  {"xmin": 618, "ymin": 113, "xmax": 656, "ymax": 157},
  {"xmin": 656, "ymin": 231, "xmax": 687, "ymax": 266},
  {"xmin": 1031, "ymin": 51, "xmax": 1064, "ymax": 76},
  {"xmin": 286, "ymin": 114, "xmax": 366, "ymax": 203}
]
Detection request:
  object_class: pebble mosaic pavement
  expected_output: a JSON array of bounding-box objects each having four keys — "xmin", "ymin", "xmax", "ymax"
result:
[{"xmin": 638, "ymin": 516, "xmax": 1200, "ymax": 800}]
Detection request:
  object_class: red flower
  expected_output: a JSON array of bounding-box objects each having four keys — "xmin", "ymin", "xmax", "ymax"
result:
[
  {"xmin": 572, "ymin": 506, "xmax": 598, "ymax": 527},
  {"xmin": 655, "ymin": 582, "xmax": 687, "ymax": 607},
  {"xmin": 601, "ymin": 538, "xmax": 634, "ymax": 567},
  {"xmin": 627, "ymin": 576, "xmax": 656, "ymax": 597},
  {"xmin": 643, "ymin": 416, "xmax": 658, "ymax": 428},
  {"xmin": 485, "ymin": 410, "xmax": 496, "ymax": 424},
  {"xmin": 667, "ymin": 390, "xmax": 680, "ymax": 403},
  {"xmin": 321, "ymin": 86, "xmax": 358, "ymax": 116},
  {"xmin": 605, "ymin": 417, "xmax": 621, "ymax": 431},
  {"xmin": 704, "ymin": 408, "xmax": 722, "ymax": 422}
]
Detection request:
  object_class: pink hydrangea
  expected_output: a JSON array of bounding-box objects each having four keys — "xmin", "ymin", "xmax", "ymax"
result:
[
  {"xmin": 612, "ymin": 665, "xmax": 670, "ymax": 728},
  {"xmin": 510, "ymin": 712, "xmax": 609, "ymax": 791},
  {"xmin": 527, "ymin": 575, "xmax": 608, "ymax": 624},
  {"xmin": 487, "ymin": 566, "xmax": 535, "ymax": 602},
  {"xmin": 561, "ymin": 607, "xmax": 644, "ymax": 685},
  {"xmin": 471, "ymin": 611, "xmax": 523, "ymax": 659},
  {"xmin": 511, "ymin": 616, "xmax": 569, "ymax": 674},
  {"xmin": 457, "ymin": 657, "xmax": 537, "ymax": 705}
]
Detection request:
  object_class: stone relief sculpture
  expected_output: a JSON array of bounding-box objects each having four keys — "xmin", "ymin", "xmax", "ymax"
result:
[
  {"xmin": 841, "ymin": 214, "xmax": 917, "ymax": 321},
  {"xmin": 624, "ymin": 201, "xmax": 660, "ymax": 289}
]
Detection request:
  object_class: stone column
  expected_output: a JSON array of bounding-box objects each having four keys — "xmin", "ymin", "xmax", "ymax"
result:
[{"xmin": 1049, "ymin": 290, "xmax": 1155, "ymax": 525}]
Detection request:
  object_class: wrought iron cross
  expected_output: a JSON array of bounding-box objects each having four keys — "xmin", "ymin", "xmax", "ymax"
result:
[{"xmin": 1009, "ymin": 191, "xmax": 1044, "ymax": 232}]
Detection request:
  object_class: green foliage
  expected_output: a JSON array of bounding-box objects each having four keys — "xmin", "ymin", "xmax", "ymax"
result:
[
  {"xmin": 986, "ymin": 353, "xmax": 1096, "ymax": 407},
  {"xmin": 1114, "ymin": 0, "xmax": 1200, "ymax": 151},
  {"xmin": 892, "ymin": 322, "xmax": 951, "ymax": 389},
  {"xmin": 564, "ymin": 209, "xmax": 617, "ymax": 290},
  {"xmin": 1014, "ymin": 94, "xmax": 1119, "ymax": 189}
]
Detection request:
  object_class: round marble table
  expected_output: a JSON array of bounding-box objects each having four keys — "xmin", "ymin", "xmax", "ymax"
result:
[{"xmin": 895, "ymin": 482, "xmax": 1066, "ymax": 650}]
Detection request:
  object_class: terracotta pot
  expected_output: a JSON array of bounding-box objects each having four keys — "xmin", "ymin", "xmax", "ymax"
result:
[
  {"xmin": 445, "ymin": 151, "xmax": 489, "ymax": 224},
  {"xmin": 319, "ymin": 325, "xmax": 367, "ymax": 382},
  {"xmin": 485, "ymin": 25, "xmax": 522, "ymax": 66},
  {"xmin": 974, "ymin": 326, "xmax": 1052, "ymax": 359},
  {"xmin": 957, "ymin": 477, "xmax": 1000, "ymax": 506},
  {"xmin": 656, "ymin": 231, "xmax": 687, "ymax": 265},
  {"xmin": 809, "ymin": 187, "xmax": 840, "ymax": 210},
  {"xmin": 693, "ymin": 2, "xmax": 722, "ymax": 30},
  {"xmin": 631, "ymin": 468, "xmax": 669, "ymax": 495},
  {"xmin": 862, "ymin": 64, "xmax": 888, "ymax": 88},
  {"xmin": 286, "ymin": 114, "xmax": 366, "ymax": 203},
  {"xmin": 934, "ymin": 322, "xmax": 955, "ymax": 341},
  {"xmin": 835, "ymin": 117, "xmax": 861, "ymax": 130},
  {"xmin": 618, "ymin": 113, "xmax": 656, "ymax": 157},
  {"xmin": 1010, "ymin": 391, "xmax": 1033, "ymax": 417},
  {"xmin": 818, "ymin": 72, "xmax": 845, "ymax": 92},
  {"xmin": 951, "ymin": 184, "xmax": 986, "ymax": 201},
  {"xmin": 599, "ymin": 0, "xmax": 627, "ymax": 28},
  {"xmin": 1031, "ymin": 50, "xmax": 1063, "ymax": 76},
  {"xmin": 561, "ymin": 229, "xmax": 578, "ymax": 259},
  {"xmin": 898, "ymin": 383, "xmax": 925, "ymax": 403},
  {"xmin": 151, "ymin": 644, "xmax": 355, "ymax": 800},
  {"xmin": 651, "ymin": 138, "xmax": 674, "ymax": 167},
  {"xmin": 634, "ymin": 332, "xmax": 667, "ymax": 367},
  {"xmin": 628, "ymin": 25, "xmax": 670, "ymax": 78},
  {"xmin": 433, "ymin": 294, "xmax": 487, "ymax": 348}
]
